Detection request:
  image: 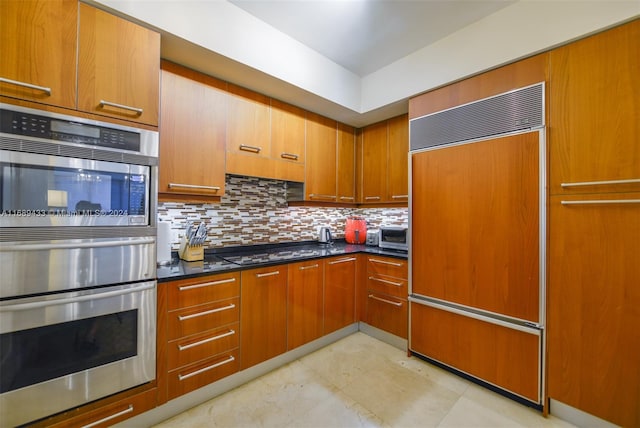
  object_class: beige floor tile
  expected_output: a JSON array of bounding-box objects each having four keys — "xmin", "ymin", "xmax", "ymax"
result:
[{"xmin": 438, "ymin": 395, "xmax": 529, "ymax": 428}]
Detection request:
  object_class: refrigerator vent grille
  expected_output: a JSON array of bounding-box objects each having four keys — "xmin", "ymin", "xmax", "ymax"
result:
[{"xmin": 410, "ymin": 82, "xmax": 544, "ymax": 151}]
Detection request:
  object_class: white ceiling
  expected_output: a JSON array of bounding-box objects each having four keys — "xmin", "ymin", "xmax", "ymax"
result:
[{"xmin": 229, "ymin": 0, "xmax": 514, "ymax": 77}]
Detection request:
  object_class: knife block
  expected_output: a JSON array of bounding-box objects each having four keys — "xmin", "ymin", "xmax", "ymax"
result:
[{"xmin": 178, "ymin": 235, "xmax": 204, "ymax": 262}]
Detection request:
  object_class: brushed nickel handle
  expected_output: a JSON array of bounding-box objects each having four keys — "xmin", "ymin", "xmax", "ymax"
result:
[
  {"xmin": 391, "ymin": 195, "xmax": 408, "ymax": 199},
  {"xmin": 561, "ymin": 178, "xmax": 640, "ymax": 188},
  {"xmin": 99, "ymin": 99, "xmax": 143, "ymax": 115},
  {"xmin": 281, "ymin": 152, "xmax": 299, "ymax": 160},
  {"xmin": 328, "ymin": 257, "xmax": 357, "ymax": 265},
  {"xmin": 369, "ymin": 276, "xmax": 403, "ymax": 287},
  {"xmin": 178, "ymin": 303, "xmax": 235, "ymax": 321},
  {"xmin": 299, "ymin": 264, "xmax": 319, "ymax": 270},
  {"xmin": 256, "ymin": 270, "xmax": 280, "ymax": 278},
  {"xmin": 365, "ymin": 196, "xmax": 381, "ymax": 200},
  {"xmin": 169, "ymin": 183, "xmax": 221, "ymax": 191},
  {"xmin": 309, "ymin": 194, "xmax": 337, "ymax": 200},
  {"xmin": 0, "ymin": 77, "xmax": 51, "ymax": 95},
  {"xmin": 178, "ymin": 355, "xmax": 235, "ymax": 380},
  {"xmin": 178, "ymin": 277, "xmax": 236, "ymax": 291},
  {"xmin": 340, "ymin": 196, "xmax": 355, "ymax": 200},
  {"xmin": 368, "ymin": 258, "xmax": 404, "ymax": 267},
  {"xmin": 239, "ymin": 144, "xmax": 261, "ymax": 153},
  {"xmin": 368, "ymin": 294, "xmax": 403, "ymax": 307},
  {"xmin": 81, "ymin": 405, "xmax": 133, "ymax": 428},
  {"xmin": 561, "ymin": 199, "xmax": 640, "ymax": 205},
  {"xmin": 178, "ymin": 329, "xmax": 236, "ymax": 351}
]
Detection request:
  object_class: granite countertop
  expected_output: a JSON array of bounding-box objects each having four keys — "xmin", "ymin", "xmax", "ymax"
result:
[{"xmin": 157, "ymin": 240, "xmax": 408, "ymax": 282}]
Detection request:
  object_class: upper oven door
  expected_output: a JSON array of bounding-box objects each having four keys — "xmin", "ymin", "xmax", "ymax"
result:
[{"xmin": 0, "ymin": 150, "xmax": 149, "ymax": 227}]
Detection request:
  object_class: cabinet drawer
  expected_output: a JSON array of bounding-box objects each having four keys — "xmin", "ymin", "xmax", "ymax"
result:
[
  {"xmin": 168, "ymin": 323, "xmax": 239, "ymax": 370},
  {"xmin": 366, "ymin": 292, "xmax": 408, "ymax": 338},
  {"xmin": 168, "ymin": 349, "xmax": 239, "ymax": 400},
  {"xmin": 366, "ymin": 274, "xmax": 407, "ymax": 298},
  {"xmin": 167, "ymin": 272, "xmax": 240, "ymax": 310},
  {"xmin": 168, "ymin": 297, "xmax": 239, "ymax": 340},
  {"xmin": 366, "ymin": 256, "xmax": 408, "ymax": 280}
]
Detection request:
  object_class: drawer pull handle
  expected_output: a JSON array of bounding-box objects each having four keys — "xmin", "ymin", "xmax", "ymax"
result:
[
  {"xmin": 309, "ymin": 194, "xmax": 337, "ymax": 200},
  {"xmin": 178, "ymin": 303, "xmax": 236, "ymax": 321},
  {"xmin": 0, "ymin": 77, "xmax": 51, "ymax": 95},
  {"xmin": 561, "ymin": 178, "xmax": 640, "ymax": 188},
  {"xmin": 328, "ymin": 257, "xmax": 357, "ymax": 265},
  {"xmin": 340, "ymin": 196, "xmax": 355, "ymax": 200},
  {"xmin": 369, "ymin": 276, "xmax": 403, "ymax": 287},
  {"xmin": 178, "ymin": 355, "xmax": 235, "ymax": 381},
  {"xmin": 169, "ymin": 183, "xmax": 221, "ymax": 191},
  {"xmin": 239, "ymin": 144, "xmax": 261, "ymax": 153},
  {"xmin": 368, "ymin": 294, "xmax": 403, "ymax": 307},
  {"xmin": 179, "ymin": 277, "xmax": 236, "ymax": 291},
  {"xmin": 81, "ymin": 405, "xmax": 134, "ymax": 428},
  {"xmin": 561, "ymin": 199, "xmax": 640, "ymax": 206},
  {"xmin": 99, "ymin": 99, "xmax": 143, "ymax": 115},
  {"xmin": 280, "ymin": 152, "xmax": 299, "ymax": 160},
  {"xmin": 365, "ymin": 196, "xmax": 381, "ymax": 200},
  {"xmin": 178, "ymin": 329, "xmax": 236, "ymax": 351},
  {"xmin": 391, "ymin": 195, "xmax": 408, "ymax": 199},
  {"xmin": 368, "ymin": 258, "xmax": 404, "ymax": 267},
  {"xmin": 299, "ymin": 264, "xmax": 319, "ymax": 270},
  {"xmin": 256, "ymin": 270, "xmax": 280, "ymax": 278}
]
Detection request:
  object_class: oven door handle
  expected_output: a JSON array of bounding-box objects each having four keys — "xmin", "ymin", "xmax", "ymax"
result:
[
  {"xmin": 0, "ymin": 282, "xmax": 155, "ymax": 312},
  {"xmin": 0, "ymin": 237, "xmax": 155, "ymax": 252}
]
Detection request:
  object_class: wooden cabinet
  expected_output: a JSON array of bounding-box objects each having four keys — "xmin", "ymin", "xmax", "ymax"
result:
[
  {"xmin": 547, "ymin": 20, "xmax": 640, "ymax": 428},
  {"xmin": 549, "ymin": 20, "xmax": 639, "ymax": 196},
  {"xmin": 271, "ymin": 99, "xmax": 306, "ymax": 166},
  {"xmin": 324, "ymin": 255, "xmax": 358, "ymax": 334},
  {"xmin": 364, "ymin": 256, "xmax": 408, "ymax": 338},
  {"xmin": 226, "ymin": 84, "xmax": 271, "ymax": 159},
  {"xmin": 160, "ymin": 272, "xmax": 241, "ymax": 402},
  {"xmin": 240, "ymin": 266, "xmax": 288, "ymax": 369},
  {"xmin": 0, "ymin": 1, "xmax": 160, "ymax": 127},
  {"xmin": 358, "ymin": 114, "xmax": 409, "ymax": 205},
  {"xmin": 305, "ymin": 112, "xmax": 338, "ymax": 202},
  {"xmin": 287, "ymin": 260, "xmax": 324, "ymax": 349},
  {"xmin": 337, "ymin": 123, "xmax": 356, "ymax": 203},
  {"xmin": 159, "ymin": 62, "xmax": 227, "ymax": 201},
  {"xmin": 411, "ymin": 131, "xmax": 541, "ymax": 323},
  {"xmin": 411, "ymin": 302, "xmax": 540, "ymax": 403},
  {"xmin": 0, "ymin": 0, "xmax": 77, "ymax": 109},
  {"xmin": 77, "ymin": 3, "xmax": 160, "ymax": 126}
]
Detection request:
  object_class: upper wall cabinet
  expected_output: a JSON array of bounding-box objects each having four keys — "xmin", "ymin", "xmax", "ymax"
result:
[
  {"xmin": 77, "ymin": 3, "xmax": 160, "ymax": 126},
  {"xmin": 0, "ymin": 1, "xmax": 160, "ymax": 127},
  {"xmin": 305, "ymin": 112, "xmax": 338, "ymax": 202},
  {"xmin": 0, "ymin": 0, "xmax": 78, "ymax": 109},
  {"xmin": 159, "ymin": 62, "xmax": 227, "ymax": 202},
  {"xmin": 337, "ymin": 123, "xmax": 356, "ymax": 203},
  {"xmin": 271, "ymin": 99, "xmax": 306, "ymax": 166}
]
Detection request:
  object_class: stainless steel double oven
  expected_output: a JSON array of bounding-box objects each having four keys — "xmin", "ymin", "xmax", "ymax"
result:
[{"xmin": 0, "ymin": 103, "xmax": 158, "ymax": 426}]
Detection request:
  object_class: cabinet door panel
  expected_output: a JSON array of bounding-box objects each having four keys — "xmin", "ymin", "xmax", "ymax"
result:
[
  {"xmin": 305, "ymin": 113, "xmax": 337, "ymax": 201},
  {"xmin": 168, "ymin": 350, "xmax": 239, "ymax": 400},
  {"xmin": 168, "ymin": 298, "xmax": 239, "ymax": 341},
  {"xmin": 548, "ymin": 193, "xmax": 640, "ymax": 427},
  {"xmin": 366, "ymin": 293, "xmax": 407, "ymax": 338},
  {"xmin": 549, "ymin": 20, "xmax": 639, "ymax": 195},
  {"xmin": 240, "ymin": 267, "xmax": 287, "ymax": 369},
  {"xmin": 324, "ymin": 256, "xmax": 357, "ymax": 334},
  {"xmin": 226, "ymin": 84, "xmax": 270, "ymax": 157},
  {"xmin": 361, "ymin": 121, "xmax": 387, "ymax": 203},
  {"xmin": 337, "ymin": 123, "xmax": 356, "ymax": 203},
  {"xmin": 271, "ymin": 99, "xmax": 305, "ymax": 164},
  {"xmin": 411, "ymin": 132, "xmax": 540, "ymax": 322},
  {"xmin": 77, "ymin": 3, "xmax": 159, "ymax": 126},
  {"xmin": 287, "ymin": 261, "xmax": 324, "ymax": 349},
  {"xmin": 166, "ymin": 271, "xmax": 239, "ymax": 311},
  {"xmin": 387, "ymin": 114, "xmax": 409, "ymax": 202},
  {"xmin": 0, "ymin": 0, "xmax": 77, "ymax": 109},
  {"xmin": 168, "ymin": 323, "xmax": 239, "ymax": 371}
]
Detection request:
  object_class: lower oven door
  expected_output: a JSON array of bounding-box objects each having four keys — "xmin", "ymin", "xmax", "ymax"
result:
[{"xmin": 0, "ymin": 281, "xmax": 156, "ymax": 427}]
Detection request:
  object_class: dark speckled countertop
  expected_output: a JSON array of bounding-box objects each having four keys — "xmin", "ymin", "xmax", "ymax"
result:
[{"xmin": 157, "ymin": 240, "xmax": 408, "ymax": 282}]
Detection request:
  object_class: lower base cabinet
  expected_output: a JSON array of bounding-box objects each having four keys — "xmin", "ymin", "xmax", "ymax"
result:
[
  {"xmin": 324, "ymin": 256, "xmax": 358, "ymax": 334},
  {"xmin": 288, "ymin": 260, "xmax": 324, "ymax": 349},
  {"xmin": 364, "ymin": 256, "xmax": 408, "ymax": 338},
  {"xmin": 410, "ymin": 302, "xmax": 540, "ymax": 403},
  {"xmin": 167, "ymin": 350, "xmax": 240, "ymax": 401}
]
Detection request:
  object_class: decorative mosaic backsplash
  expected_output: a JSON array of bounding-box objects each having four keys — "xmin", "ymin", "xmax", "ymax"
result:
[{"xmin": 157, "ymin": 175, "xmax": 408, "ymax": 251}]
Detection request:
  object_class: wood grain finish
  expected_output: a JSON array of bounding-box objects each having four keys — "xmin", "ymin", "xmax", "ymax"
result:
[
  {"xmin": 240, "ymin": 266, "xmax": 288, "ymax": 369},
  {"xmin": 159, "ymin": 62, "xmax": 227, "ymax": 200},
  {"xmin": 366, "ymin": 256, "xmax": 408, "ymax": 280},
  {"xmin": 168, "ymin": 298, "xmax": 239, "ymax": 341},
  {"xmin": 549, "ymin": 20, "xmax": 640, "ymax": 195},
  {"xmin": 411, "ymin": 302, "xmax": 540, "ymax": 402},
  {"xmin": 387, "ymin": 114, "xmax": 409, "ymax": 201},
  {"xmin": 168, "ymin": 323, "xmax": 239, "ymax": 371},
  {"xmin": 166, "ymin": 271, "xmax": 239, "ymax": 311},
  {"xmin": 77, "ymin": 3, "xmax": 159, "ymax": 126},
  {"xmin": 324, "ymin": 256, "xmax": 357, "ymax": 334},
  {"xmin": 167, "ymin": 350, "xmax": 239, "ymax": 401},
  {"xmin": 0, "ymin": 0, "xmax": 77, "ymax": 109},
  {"xmin": 548, "ymin": 193, "xmax": 640, "ymax": 427},
  {"xmin": 360, "ymin": 120, "xmax": 387, "ymax": 203},
  {"xmin": 337, "ymin": 123, "xmax": 357, "ymax": 203},
  {"xmin": 271, "ymin": 99, "xmax": 305, "ymax": 164},
  {"xmin": 305, "ymin": 112, "xmax": 338, "ymax": 201},
  {"xmin": 411, "ymin": 132, "xmax": 540, "ymax": 322},
  {"xmin": 364, "ymin": 255, "xmax": 408, "ymax": 338},
  {"xmin": 225, "ymin": 151, "xmax": 305, "ymax": 182},
  {"xmin": 366, "ymin": 293, "xmax": 407, "ymax": 338},
  {"xmin": 226, "ymin": 84, "xmax": 271, "ymax": 157},
  {"xmin": 409, "ymin": 53, "xmax": 548, "ymax": 119},
  {"xmin": 287, "ymin": 260, "xmax": 324, "ymax": 350}
]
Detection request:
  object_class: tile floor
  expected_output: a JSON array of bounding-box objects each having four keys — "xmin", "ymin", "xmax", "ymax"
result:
[{"xmin": 153, "ymin": 332, "xmax": 575, "ymax": 428}]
